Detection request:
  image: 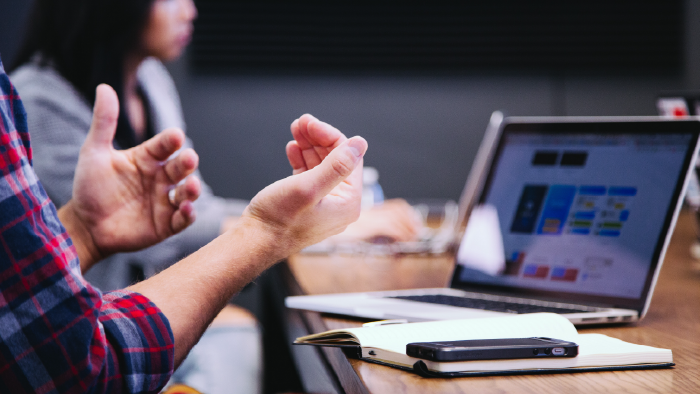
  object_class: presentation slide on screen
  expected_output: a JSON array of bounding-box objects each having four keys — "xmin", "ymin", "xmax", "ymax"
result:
[{"xmin": 457, "ymin": 133, "xmax": 691, "ymax": 299}]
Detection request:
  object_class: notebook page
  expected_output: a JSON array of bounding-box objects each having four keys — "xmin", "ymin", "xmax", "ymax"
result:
[
  {"xmin": 419, "ymin": 334, "xmax": 672, "ymax": 372},
  {"xmin": 346, "ymin": 313, "xmax": 578, "ymax": 354},
  {"xmin": 573, "ymin": 334, "xmax": 672, "ymax": 361}
]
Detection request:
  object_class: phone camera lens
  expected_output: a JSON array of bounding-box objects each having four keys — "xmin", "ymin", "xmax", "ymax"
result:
[
  {"xmin": 544, "ymin": 348, "xmax": 552, "ymax": 355},
  {"xmin": 533, "ymin": 349, "xmax": 539, "ymax": 355}
]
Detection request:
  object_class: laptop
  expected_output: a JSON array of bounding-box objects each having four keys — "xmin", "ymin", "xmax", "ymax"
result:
[{"xmin": 286, "ymin": 115, "xmax": 700, "ymax": 325}]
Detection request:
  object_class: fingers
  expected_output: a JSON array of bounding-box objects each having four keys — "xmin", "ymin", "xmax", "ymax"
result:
[
  {"xmin": 386, "ymin": 200, "xmax": 423, "ymax": 241},
  {"xmin": 387, "ymin": 213, "xmax": 421, "ymax": 242},
  {"xmin": 168, "ymin": 175, "xmax": 200, "ymax": 235},
  {"xmin": 171, "ymin": 200, "xmax": 196, "ymax": 234},
  {"xmin": 169, "ymin": 176, "xmax": 202, "ymax": 207},
  {"xmin": 290, "ymin": 114, "xmax": 348, "ymax": 170},
  {"xmin": 302, "ymin": 115, "xmax": 347, "ymax": 148},
  {"xmin": 164, "ymin": 147, "xmax": 199, "ymax": 183},
  {"xmin": 170, "ymin": 177, "xmax": 200, "ymax": 233},
  {"xmin": 142, "ymin": 128, "xmax": 187, "ymax": 161},
  {"xmin": 83, "ymin": 84, "xmax": 119, "ymax": 150},
  {"xmin": 375, "ymin": 217, "xmax": 419, "ymax": 243},
  {"xmin": 347, "ymin": 199, "xmax": 422, "ymax": 243},
  {"xmin": 295, "ymin": 116, "xmax": 324, "ymax": 169},
  {"xmin": 292, "ymin": 114, "xmax": 342, "ymax": 149},
  {"xmin": 384, "ymin": 199, "xmax": 422, "ymax": 228},
  {"xmin": 295, "ymin": 136, "xmax": 368, "ymax": 202},
  {"xmin": 286, "ymin": 141, "xmax": 307, "ymax": 175},
  {"xmin": 290, "ymin": 117, "xmax": 313, "ymax": 150}
]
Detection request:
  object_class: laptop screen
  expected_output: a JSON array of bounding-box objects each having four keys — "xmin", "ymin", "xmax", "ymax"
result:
[{"xmin": 453, "ymin": 120, "xmax": 699, "ymax": 310}]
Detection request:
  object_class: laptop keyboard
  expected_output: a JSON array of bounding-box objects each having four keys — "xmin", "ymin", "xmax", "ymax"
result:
[{"xmin": 390, "ymin": 294, "xmax": 593, "ymax": 314}]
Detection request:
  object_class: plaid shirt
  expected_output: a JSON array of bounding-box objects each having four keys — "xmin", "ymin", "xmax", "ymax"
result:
[{"xmin": 0, "ymin": 60, "xmax": 174, "ymax": 393}]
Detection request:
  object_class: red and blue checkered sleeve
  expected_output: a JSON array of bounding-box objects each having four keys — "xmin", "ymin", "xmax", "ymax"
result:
[
  {"xmin": 93, "ymin": 291, "xmax": 176, "ymax": 393},
  {"xmin": 0, "ymin": 60, "xmax": 174, "ymax": 393}
]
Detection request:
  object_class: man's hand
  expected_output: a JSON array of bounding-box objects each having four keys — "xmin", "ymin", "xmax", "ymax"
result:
[
  {"xmin": 130, "ymin": 114, "xmax": 366, "ymax": 364},
  {"xmin": 287, "ymin": 115, "xmax": 421, "ymax": 244},
  {"xmin": 285, "ymin": 114, "xmax": 348, "ymax": 174},
  {"xmin": 241, "ymin": 114, "xmax": 368, "ymax": 260},
  {"xmin": 59, "ymin": 84, "xmax": 201, "ymax": 271},
  {"xmin": 331, "ymin": 198, "xmax": 422, "ymax": 243}
]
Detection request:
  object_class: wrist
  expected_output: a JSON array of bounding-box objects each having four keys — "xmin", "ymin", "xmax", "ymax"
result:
[
  {"xmin": 230, "ymin": 215, "xmax": 296, "ymax": 265},
  {"xmin": 57, "ymin": 200, "xmax": 105, "ymax": 271},
  {"xmin": 219, "ymin": 215, "xmax": 241, "ymax": 234}
]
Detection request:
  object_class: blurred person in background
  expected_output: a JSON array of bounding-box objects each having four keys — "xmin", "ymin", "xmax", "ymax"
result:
[{"xmin": 10, "ymin": 0, "xmax": 420, "ymax": 392}]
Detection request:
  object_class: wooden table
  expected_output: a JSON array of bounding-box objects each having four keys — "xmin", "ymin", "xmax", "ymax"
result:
[{"xmin": 282, "ymin": 210, "xmax": 700, "ymax": 394}]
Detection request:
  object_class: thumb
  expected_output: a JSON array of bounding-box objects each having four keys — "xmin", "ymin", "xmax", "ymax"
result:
[
  {"xmin": 296, "ymin": 136, "xmax": 368, "ymax": 201},
  {"xmin": 84, "ymin": 84, "xmax": 119, "ymax": 150}
]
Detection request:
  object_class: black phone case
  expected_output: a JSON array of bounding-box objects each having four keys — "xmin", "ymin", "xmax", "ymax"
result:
[{"xmin": 406, "ymin": 337, "xmax": 578, "ymax": 362}]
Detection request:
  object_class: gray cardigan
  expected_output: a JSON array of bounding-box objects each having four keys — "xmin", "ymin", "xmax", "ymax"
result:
[{"xmin": 11, "ymin": 57, "xmax": 248, "ymax": 291}]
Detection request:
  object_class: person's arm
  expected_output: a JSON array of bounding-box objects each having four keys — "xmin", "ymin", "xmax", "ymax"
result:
[
  {"xmin": 0, "ymin": 69, "xmax": 175, "ymax": 393},
  {"xmin": 131, "ymin": 115, "xmax": 368, "ymax": 364},
  {"xmin": 220, "ymin": 198, "xmax": 422, "ymax": 243},
  {"xmin": 57, "ymin": 85, "xmax": 202, "ymax": 271}
]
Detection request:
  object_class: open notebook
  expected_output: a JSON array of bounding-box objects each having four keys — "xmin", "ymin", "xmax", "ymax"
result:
[{"xmin": 295, "ymin": 313, "xmax": 673, "ymax": 377}]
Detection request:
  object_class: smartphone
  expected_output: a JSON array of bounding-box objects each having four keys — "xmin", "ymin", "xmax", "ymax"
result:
[{"xmin": 406, "ymin": 337, "xmax": 578, "ymax": 362}]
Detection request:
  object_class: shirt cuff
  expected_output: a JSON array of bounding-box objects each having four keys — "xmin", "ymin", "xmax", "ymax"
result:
[{"xmin": 99, "ymin": 290, "xmax": 175, "ymax": 393}]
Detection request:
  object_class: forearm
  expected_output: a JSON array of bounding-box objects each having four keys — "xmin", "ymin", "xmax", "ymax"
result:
[
  {"xmin": 57, "ymin": 200, "xmax": 103, "ymax": 272},
  {"xmin": 128, "ymin": 216, "xmax": 286, "ymax": 365}
]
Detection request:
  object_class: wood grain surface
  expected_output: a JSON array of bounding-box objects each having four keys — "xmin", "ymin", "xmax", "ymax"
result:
[{"xmin": 287, "ymin": 210, "xmax": 700, "ymax": 393}]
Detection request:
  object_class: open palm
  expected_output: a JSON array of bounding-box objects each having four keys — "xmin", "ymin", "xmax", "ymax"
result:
[{"xmin": 70, "ymin": 84, "xmax": 201, "ymax": 258}]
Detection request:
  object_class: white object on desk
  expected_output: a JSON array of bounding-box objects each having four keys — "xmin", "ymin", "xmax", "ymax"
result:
[
  {"xmin": 457, "ymin": 204, "xmax": 506, "ymax": 276},
  {"xmin": 362, "ymin": 167, "xmax": 384, "ymax": 210}
]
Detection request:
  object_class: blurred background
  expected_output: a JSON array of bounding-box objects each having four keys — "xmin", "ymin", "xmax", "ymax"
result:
[{"xmin": 2, "ymin": 0, "xmax": 700, "ymax": 202}]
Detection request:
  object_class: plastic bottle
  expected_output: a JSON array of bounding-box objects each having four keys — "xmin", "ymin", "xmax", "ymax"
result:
[{"xmin": 362, "ymin": 167, "xmax": 384, "ymax": 210}]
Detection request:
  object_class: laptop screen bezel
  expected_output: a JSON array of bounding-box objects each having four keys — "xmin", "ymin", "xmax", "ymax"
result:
[{"xmin": 450, "ymin": 118, "xmax": 700, "ymax": 312}]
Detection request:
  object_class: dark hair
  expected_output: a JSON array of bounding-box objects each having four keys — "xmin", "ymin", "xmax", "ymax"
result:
[{"xmin": 11, "ymin": 0, "xmax": 156, "ymax": 148}]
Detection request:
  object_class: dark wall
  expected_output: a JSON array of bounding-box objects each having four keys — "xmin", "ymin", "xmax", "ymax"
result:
[
  {"xmin": 0, "ymin": 0, "xmax": 32, "ymax": 66},
  {"xmin": 191, "ymin": 2, "xmax": 683, "ymax": 74},
  {"xmin": 2, "ymin": 1, "xmax": 700, "ymax": 201},
  {"xmin": 169, "ymin": 64, "xmax": 684, "ymax": 201}
]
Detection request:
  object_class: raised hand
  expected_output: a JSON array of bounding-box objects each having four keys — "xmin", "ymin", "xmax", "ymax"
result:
[
  {"xmin": 332, "ymin": 198, "xmax": 422, "ymax": 243},
  {"xmin": 286, "ymin": 114, "xmax": 421, "ymax": 244},
  {"xmin": 59, "ymin": 84, "xmax": 201, "ymax": 270},
  {"xmin": 286, "ymin": 114, "xmax": 348, "ymax": 174},
  {"xmin": 242, "ymin": 115, "xmax": 367, "ymax": 259}
]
